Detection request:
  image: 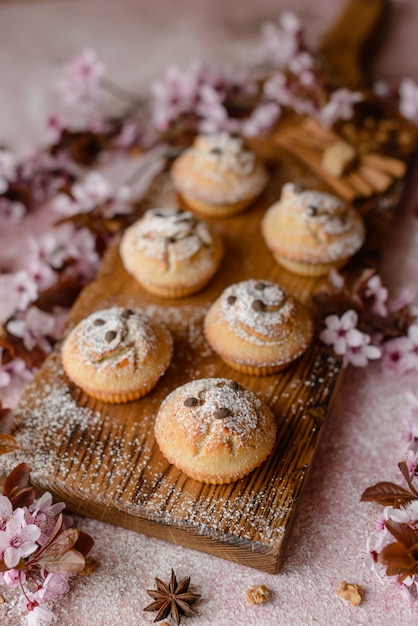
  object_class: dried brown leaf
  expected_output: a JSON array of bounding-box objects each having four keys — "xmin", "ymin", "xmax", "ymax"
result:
[
  {"xmin": 385, "ymin": 520, "xmax": 418, "ymax": 548},
  {"xmin": 0, "ymin": 407, "xmax": 14, "ymax": 435},
  {"xmin": 73, "ymin": 530, "xmax": 94, "ymax": 557},
  {"xmin": 3, "ymin": 463, "xmax": 34, "ymax": 508},
  {"xmin": 360, "ymin": 481, "xmax": 417, "ymax": 507},
  {"xmin": 378, "ymin": 541, "xmax": 418, "ymax": 580},
  {"xmin": 0, "ymin": 434, "xmax": 20, "ymax": 456},
  {"xmin": 38, "ymin": 548, "xmax": 86, "ymax": 575}
]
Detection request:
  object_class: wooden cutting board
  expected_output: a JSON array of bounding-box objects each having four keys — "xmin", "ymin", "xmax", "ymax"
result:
[{"xmin": 9, "ymin": 138, "xmax": 408, "ymax": 573}]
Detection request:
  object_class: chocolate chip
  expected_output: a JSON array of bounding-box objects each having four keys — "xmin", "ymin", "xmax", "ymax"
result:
[
  {"xmin": 214, "ymin": 407, "xmax": 231, "ymax": 420},
  {"xmin": 121, "ymin": 309, "xmax": 134, "ymax": 318},
  {"xmin": 167, "ymin": 236, "xmax": 177, "ymax": 244},
  {"xmin": 105, "ymin": 330, "xmax": 117, "ymax": 342},
  {"xmin": 254, "ymin": 282, "xmax": 265, "ymax": 291},
  {"xmin": 184, "ymin": 397, "xmax": 199, "ymax": 407},
  {"xmin": 93, "ymin": 318, "xmax": 105, "ymax": 326},
  {"xmin": 306, "ymin": 205, "xmax": 318, "ymax": 217},
  {"xmin": 252, "ymin": 299, "xmax": 265, "ymax": 311},
  {"xmin": 227, "ymin": 295, "xmax": 236, "ymax": 305},
  {"xmin": 229, "ymin": 381, "xmax": 240, "ymax": 391},
  {"xmin": 210, "ymin": 147, "xmax": 222, "ymax": 155}
]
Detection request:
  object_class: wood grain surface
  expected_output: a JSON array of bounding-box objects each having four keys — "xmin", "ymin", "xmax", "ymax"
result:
[{"xmin": 10, "ymin": 140, "xmax": 408, "ymax": 573}]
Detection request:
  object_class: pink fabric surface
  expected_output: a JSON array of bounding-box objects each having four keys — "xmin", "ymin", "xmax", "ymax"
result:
[{"xmin": 1, "ymin": 0, "xmax": 418, "ymax": 624}]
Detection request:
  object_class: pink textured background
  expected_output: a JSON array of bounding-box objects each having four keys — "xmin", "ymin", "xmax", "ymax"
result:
[{"xmin": 1, "ymin": 1, "xmax": 418, "ymax": 624}]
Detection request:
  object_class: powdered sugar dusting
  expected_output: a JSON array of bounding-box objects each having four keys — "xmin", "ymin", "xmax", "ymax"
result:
[
  {"xmin": 66, "ymin": 306, "xmax": 157, "ymax": 370},
  {"xmin": 121, "ymin": 207, "xmax": 214, "ymax": 262},
  {"xmin": 220, "ymin": 279, "xmax": 296, "ymax": 344},
  {"xmin": 263, "ymin": 182, "xmax": 366, "ymax": 263},
  {"xmin": 160, "ymin": 378, "xmax": 263, "ymax": 439},
  {"xmin": 192, "ymin": 134, "xmax": 256, "ymax": 176}
]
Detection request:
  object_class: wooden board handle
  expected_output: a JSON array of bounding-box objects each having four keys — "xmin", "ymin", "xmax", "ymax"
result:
[{"xmin": 318, "ymin": 0, "xmax": 389, "ymax": 88}]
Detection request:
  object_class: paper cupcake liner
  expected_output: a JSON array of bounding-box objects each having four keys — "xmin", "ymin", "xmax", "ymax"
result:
[
  {"xmin": 271, "ymin": 253, "xmax": 348, "ymax": 277},
  {"xmin": 180, "ymin": 194, "xmax": 253, "ymax": 218},
  {"xmin": 66, "ymin": 375, "xmax": 160, "ymax": 404},
  {"xmin": 138, "ymin": 276, "xmax": 214, "ymax": 299},
  {"xmin": 160, "ymin": 451, "xmax": 274, "ymax": 485},
  {"xmin": 221, "ymin": 357, "xmax": 291, "ymax": 376}
]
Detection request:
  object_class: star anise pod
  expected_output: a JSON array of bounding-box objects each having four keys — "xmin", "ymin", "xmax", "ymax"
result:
[{"xmin": 144, "ymin": 569, "xmax": 201, "ymax": 625}]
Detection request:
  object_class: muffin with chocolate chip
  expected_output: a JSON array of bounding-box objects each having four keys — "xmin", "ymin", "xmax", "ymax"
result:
[
  {"xmin": 204, "ymin": 279, "xmax": 313, "ymax": 375},
  {"xmin": 155, "ymin": 378, "xmax": 276, "ymax": 484},
  {"xmin": 119, "ymin": 207, "xmax": 224, "ymax": 298},
  {"xmin": 170, "ymin": 133, "xmax": 268, "ymax": 217},
  {"xmin": 61, "ymin": 306, "xmax": 173, "ymax": 403},
  {"xmin": 261, "ymin": 182, "xmax": 366, "ymax": 276}
]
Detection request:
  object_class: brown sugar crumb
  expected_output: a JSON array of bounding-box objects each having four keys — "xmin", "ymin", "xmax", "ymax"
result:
[
  {"xmin": 78, "ymin": 556, "xmax": 98, "ymax": 577},
  {"xmin": 336, "ymin": 580, "xmax": 363, "ymax": 606},
  {"xmin": 0, "ymin": 594, "xmax": 4, "ymax": 604},
  {"xmin": 246, "ymin": 584, "xmax": 271, "ymax": 605}
]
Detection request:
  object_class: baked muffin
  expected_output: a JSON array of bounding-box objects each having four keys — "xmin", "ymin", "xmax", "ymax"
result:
[
  {"xmin": 61, "ymin": 306, "xmax": 173, "ymax": 403},
  {"xmin": 170, "ymin": 133, "xmax": 268, "ymax": 217},
  {"xmin": 261, "ymin": 183, "xmax": 366, "ymax": 276},
  {"xmin": 204, "ymin": 279, "xmax": 313, "ymax": 375},
  {"xmin": 119, "ymin": 207, "xmax": 224, "ymax": 298},
  {"xmin": 155, "ymin": 378, "xmax": 276, "ymax": 484}
]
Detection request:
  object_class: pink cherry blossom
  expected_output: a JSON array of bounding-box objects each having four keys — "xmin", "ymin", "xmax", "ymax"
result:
[
  {"xmin": 58, "ymin": 48, "xmax": 106, "ymax": 110},
  {"xmin": 388, "ymin": 286, "xmax": 416, "ymax": 313},
  {"xmin": 240, "ymin": 102, "xmax": 281, "ymax": 136},
  {"xmin": 381, "ymin": 335, "xmax": 415, "ymax": 375},
  {"xmin": 263, "ymin": 72, "xmax": 317, "ymax": 117},
  {"xmin": 320, "ymin": 310, "xmax": 381, "ymax": 367},
  {"xmin": 53, "ymin": 172, "xmax": 132, "ymax": 219},
  {"xmin": 387, "ymin": 501, "xmax": 418, "ymax": 530},
  {"xmin": 0, "ymin": 348, "xmax": 34, "ymax": 408},
  {"xmin": 0, "ymin": 495, "xmax": 13, "ymax": 530},
  {"xmin": 0, "ymin": 508, "xmax": 41, "ymax": 568},
  {"xmin": 0, "ymin": 148, "xmax": 17, "ymax": 193},
  {"xmin": 7, "ymin": 307, "xmax": 57, "ymax": 353},
  {"xmin": 319, "ymin": 309, "xmax": 364, "ymax": 355},
  {"xmin": 370, "ymin": 507, "xmax": 391, "ymax": 551},
  {"xmin": 399, "ymin": 391, "xmax": 418, "ymax": 450},
  {"xmin": 62, "ymin": 227, "xmax": 99, "ymax": 284},
  {"xmin": 0, "ymin": 271, "xmax": 38, "ymax": 324},
  {"xmin": 45, "ymin": 113, "xmax": 66, "ymax": 144},
  {"xmin": 72, "ymin": 171, "xmax": 111, "ymax": 211},
  {"xmin": 3, "ymin": 568, "xmax": 25, "ymax": 588},
  {"xmin": 197, "ymin": 85, "xmax": 239, "ymax": 135},
  {"xmin": 35, "ymin": 572, "xmax": 70, "ymax": 601},
  {"xmin": 151, "ymin": 60, "xmax": 204, "ymax": 132},
  {"xmin": 342, "ymin": 332, "xmax": 381, "ymax": 367},
  {"xmin": 318, "ymin": 88, "xmax": 363, "ymax": 128},
  {"xmin": 365, "ymin": 274, "xmax": 388, "ymax": 317},
  {"xmin": 288, "ymin": 51, "xmax": 316, "ymax": 82},
  {"xmin": 21, "ymin": 598, "xmax": 55, "ymax": 626},
  {"xmin": 406, "ymin": 323, "xmax": 418, "ymax": 370},
  {"xmin": 261, "ymin": 11, "xmax": 302, "ymax": 68},
  {"xmin": 0, "ymin": 198, "xmax": 25, "ymax": 224},
  {"xmin": 30, "ymin": 493, "xmax": 66, "ymax": 545},
  {"xmin": 399, "ymin": 77, "xmax": 418, "ymax": 124}
]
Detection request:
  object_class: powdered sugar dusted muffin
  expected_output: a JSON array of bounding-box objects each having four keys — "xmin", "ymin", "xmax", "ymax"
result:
[
  {"xmin": 155, "ymin": 378, "xmax": 276, "ymax": 484},
  {"xmin": 261, "ymin": 183, "xmax": 366, "ymax": 276},
  {"xmin": 61, "ymin": 306, "xmax": 173, "ymax": 403},
  {"xmin": 119, "ymin": 208, "xmax": 224, "ymax": 298},
  {"xmin": 204, "ymin": 279, "xmax": 313, "ymax": 375},
  {"xmin": 170, "ymin": 133, "xmax": 268, "ymax": 217}
]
